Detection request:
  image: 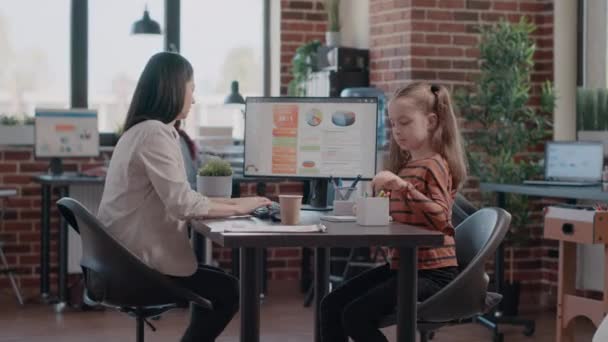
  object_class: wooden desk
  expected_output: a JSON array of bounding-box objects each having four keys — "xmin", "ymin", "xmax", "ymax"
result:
[
  {"xmin": 193, "ymin": 213, "xmax": 444, "ymax": 342},
  {"xmin": 478, "ymin": 183, "xmax": 608, "ymax": 339},
  {"xmin": 544, "ymin": 206, "xmax": 608, "ymax": 342}
]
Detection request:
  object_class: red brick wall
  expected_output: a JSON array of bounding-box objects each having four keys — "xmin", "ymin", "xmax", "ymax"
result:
[
  {"xmin": 0, "ymin": 145, "xmax": 309, "ymax": 297},
  {"xmin": 0, "ymin": 147, "xmax": 107, "ymax": 296},
  {"xmin": 280, "ymin": 0, "xmax": 328, "ymax": 95},
  {"xmin": 369, "ymin": 0, "xmax": 556, "ymax": 309}
]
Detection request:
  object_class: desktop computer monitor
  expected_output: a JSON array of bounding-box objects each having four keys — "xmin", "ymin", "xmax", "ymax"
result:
[
  {"xmin": 35, "ymin": 108, "xmax": 99, "ymax": 175},
  {"xmin": 244, "ymin": 97, "xmax": 378, "ymax": 208}
]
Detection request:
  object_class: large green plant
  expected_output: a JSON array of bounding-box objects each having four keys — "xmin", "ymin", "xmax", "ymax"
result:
[
  {"xmin": 577, "ymin": 87, "xmax": 608, "ymax": 130},
  {"xmin": 324, "ymin": 0, "xmax": 340, "ymax": 32},
  {"xmin": 287, "ymin": 40, "xmax": 322, "ymax": 96},
  {"xmin": 455, "ymin": 18, "xmax": 555, "ymax": 250}
]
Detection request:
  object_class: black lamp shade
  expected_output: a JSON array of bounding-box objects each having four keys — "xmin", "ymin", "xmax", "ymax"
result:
[
  {"xmin": 132, "ymin": 9, "xmax": 161, "ymax": 35},
  {"xmin": 224, "ymin": 81, "xmax": 245, "ymax": 105}
]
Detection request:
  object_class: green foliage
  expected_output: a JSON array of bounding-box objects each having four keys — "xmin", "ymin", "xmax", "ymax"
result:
[
  {"xmin": 455, "ymin": 18, "xmax": 555, "ymax": 246},
  {"xmin": 598, "ymin": 89, "xmax": 608, "ymax": 130},
  {"xmin": 0, "ymin": 113, "xmax": 33, "ymax": 125},
  {"xmin": 324, "ymin": 0, "xmax": 340, "ymax": 32},
  {"xmin": 198, "ymin": 159, "xmax": 233, "ymax": 177},
  {"xmin": 577, "ymin": 87, "xmax": 608, "ymax": 130},
  {"xmin": 288, "ymin": 40, "xmax": 322, "ymax": 96}
]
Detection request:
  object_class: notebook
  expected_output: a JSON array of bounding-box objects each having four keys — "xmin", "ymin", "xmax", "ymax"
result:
[{"xmin": 206, "ymin": 219, "xmax": 326, "ymax": 233}]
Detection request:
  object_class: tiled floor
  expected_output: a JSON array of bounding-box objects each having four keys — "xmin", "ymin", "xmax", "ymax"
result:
[{"xmin": 0, "ymin": 281, "xmax": 595, "ymax": 341}]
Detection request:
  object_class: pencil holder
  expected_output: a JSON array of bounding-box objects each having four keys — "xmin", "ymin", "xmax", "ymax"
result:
[
  {"xmin": 333, "ymin": 200, "xmax": 355, "ymax": 216},
  {"xmin": 356, "ymin": 197, "xmax": 389, "ymax": 226}
]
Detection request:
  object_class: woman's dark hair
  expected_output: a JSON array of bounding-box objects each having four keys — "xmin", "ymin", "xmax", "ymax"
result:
[{"xmin": 123, "ymin": 52, "xmax": 193, "ymax": 131}]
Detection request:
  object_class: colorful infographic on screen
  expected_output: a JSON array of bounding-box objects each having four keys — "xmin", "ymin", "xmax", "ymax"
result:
[
  {"xmin": 35, "ymin": 109, "xmax": 99, "ymax": 158},
  {"xmin": 244, "ymin": 98, "xmax": 377, "ymax": 179}
]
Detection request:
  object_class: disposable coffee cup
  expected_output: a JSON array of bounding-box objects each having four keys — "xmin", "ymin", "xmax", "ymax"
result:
[{"xmin": 279, "ymin": 195, "xmax": 303, "ymax": 225}]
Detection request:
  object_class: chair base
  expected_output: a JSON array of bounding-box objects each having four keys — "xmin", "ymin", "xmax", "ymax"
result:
[{"xmin": 475, "ymin": 313, "xmax": 535, "ymax": 342}]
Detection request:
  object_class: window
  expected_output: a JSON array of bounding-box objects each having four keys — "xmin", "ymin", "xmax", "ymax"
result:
[
  {"xmin": 181, "ymin": 0, "xmax": 264, "ymax": 139},
  {"xmin": 89, "ymin": 0, "xmax": 165, "ymax": 133},
  {"xmin": 0, "ymin": 1, "xmax": 70, "ymax": 118}
]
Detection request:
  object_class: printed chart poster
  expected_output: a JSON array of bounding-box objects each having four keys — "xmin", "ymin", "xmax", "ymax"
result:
[
  {"xmin": 245, "ymin": 99, "xmax": 377, "ymax": 179},
  {"xmin": 35, "ymin": 110, "xmax": 99, "ymax": 157}
]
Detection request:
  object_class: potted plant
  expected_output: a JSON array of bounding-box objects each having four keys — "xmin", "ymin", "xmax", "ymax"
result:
[
  {"xmin": 288, "ymin": 40, "xmax": 322, "ymax": 96},
  {"xmin": 197, "ymin": 159, "xmax": 233, "ymax": 198},
  {"xmin": 324, "ymin": 0, "xmax": 341, "ymax": 47},
  {"xmin": 0, "ymin": 114, "xmax": 35, "ymax": 145},
  {"xmin": 455, "ymin": 18, "xmax": 556, "ymax": 316}
]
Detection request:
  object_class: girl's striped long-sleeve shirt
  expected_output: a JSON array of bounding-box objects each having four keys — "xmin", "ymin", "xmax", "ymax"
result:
[{"xmin": 388, "ymin": 154, "xmax": 457, "ymax": 270}]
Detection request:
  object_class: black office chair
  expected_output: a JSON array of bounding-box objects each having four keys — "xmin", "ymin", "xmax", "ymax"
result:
[
  {"xmin": 379, "ymin": 207, "xmax": 511, "ymax": 342},
  {"xmin": 57, "ymin": 197, "xmax": 212, "ymax": 342},
  {"xmin": 453, "ymin": 193, "xmax": 478, "ymax": 226}
]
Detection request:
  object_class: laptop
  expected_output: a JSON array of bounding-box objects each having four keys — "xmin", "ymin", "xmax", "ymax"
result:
[{"xmin": 523, "ymin": 141, "xmax": 604, "ymax": 186}]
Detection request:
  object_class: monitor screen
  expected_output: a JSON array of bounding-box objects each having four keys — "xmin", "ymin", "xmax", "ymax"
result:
[
  {"xmin": 244, "ymin": 97, "xmax": 378, "ymax": 179},
  {"xmin": 35, "ymin": 108, "xmax": 99, "ymax": 158},
  {"xmin": 545, "ymin": 141, "xmax": 603, "ymax": 181}
]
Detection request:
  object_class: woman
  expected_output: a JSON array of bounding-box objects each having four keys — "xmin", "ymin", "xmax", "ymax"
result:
[{"xmin": 97, "ymin": 52, "xmax": 270, "ymax": 342}]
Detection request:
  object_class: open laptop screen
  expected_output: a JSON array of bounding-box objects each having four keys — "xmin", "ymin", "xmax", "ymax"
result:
[{"xmin": 545, "ymin": 141, "xmax": 603, "ymax": 181}]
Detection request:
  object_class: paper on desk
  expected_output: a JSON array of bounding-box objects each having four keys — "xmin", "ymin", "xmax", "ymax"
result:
[{"xmin": 209, "ymin": 220, "xmax": 326, "ymax": 233}]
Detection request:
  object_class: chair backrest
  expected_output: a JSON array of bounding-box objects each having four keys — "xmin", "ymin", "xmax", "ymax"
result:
[
  {"xmin": 452, "ymin": 193, "xmax": 478, "ymax": 227},
  {"xmin": 56, "ymin": 197, "xmax": 211, "ymax": 309},
  {"xmin": 417, "ymin": 207, "xmax": 510, "ymax": 322}
]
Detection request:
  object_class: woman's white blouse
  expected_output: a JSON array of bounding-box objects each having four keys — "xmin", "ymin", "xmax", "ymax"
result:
[{"xmin": 97, "ymin": 120, "xmax": 210, "ymax": 276}]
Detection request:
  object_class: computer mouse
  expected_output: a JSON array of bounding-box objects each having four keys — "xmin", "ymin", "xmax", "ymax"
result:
[{"xmin": 252, "ymin": 206, "xmax": 270, "ymax": 219}]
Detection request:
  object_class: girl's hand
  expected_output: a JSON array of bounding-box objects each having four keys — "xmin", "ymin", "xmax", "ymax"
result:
[{"xmin": 371, "ymin": 171, "xmax": 411, "ymax": 193}]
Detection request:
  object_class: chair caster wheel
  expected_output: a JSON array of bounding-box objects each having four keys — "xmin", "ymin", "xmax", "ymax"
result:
[{"xmin": 524, "ymin": 323, "xmax": 535, "ymax": 336}]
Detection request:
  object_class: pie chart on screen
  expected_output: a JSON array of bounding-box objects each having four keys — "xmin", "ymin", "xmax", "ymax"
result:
[
  {"xmin": 305, "ymin": 108, "xmax": 323, "ymax": 127},
  {"xmin": 332, "ymin": 111, "xmax": 356, "ymax": 126}
]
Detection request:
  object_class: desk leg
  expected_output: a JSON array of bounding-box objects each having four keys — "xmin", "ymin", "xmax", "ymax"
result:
[
  {"xmin": 240, "ymin": 247, "xmax": 261, "ymax": 342},
  {"xmin": 556, "ymin": 241, "xmax": 576, "ymax": 342},
  {"xmin": 397, "ymin": 247, "xmax": 417, "ymax": 342},
  {"xmin": 313, "ymin": 247, "xmax": 329, "ymax": 342},
  {"xmin": 477, "ymin": 191, "xmax": 534, "ymax": 339},
  {"xmin": 40, "ymin": 184, "xmax": 51, "ymax": 300},
  {"xmin": 495, "ymin": 192, "xmax": 505, "ymax": 295},
  {"xmin": 56, "ymin": 186, "xmax": 69, "ymax": 312},
  {"xmin": 232, "ymin": 248, "xmax": 240, "ymax": 277}
]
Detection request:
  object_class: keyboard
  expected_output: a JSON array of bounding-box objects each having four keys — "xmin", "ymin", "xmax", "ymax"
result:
[{"xmin": 523, "ymin": 180, "xmax": 600, "ymax": 187}]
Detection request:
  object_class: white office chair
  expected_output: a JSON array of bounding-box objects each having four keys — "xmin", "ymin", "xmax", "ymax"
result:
[
  {"xmin": 0, "ymin": 241, "xmax": 23, "ymax": 305},
  {"xmin": 0, "ymin": 200, "xmax": 24, "ymax": 305}
]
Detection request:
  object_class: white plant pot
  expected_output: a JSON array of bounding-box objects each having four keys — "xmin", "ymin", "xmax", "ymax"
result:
[
  {"xmin": 197, "ymin": 175, "xmax": 233, "ymax": 198},
  {"xmin": 0, "ymin": 125, "xmax": 34, "ymax": 145},
  {"xmin": 325, "ymin": 31, "xmax": 341, "ymax": 47}
]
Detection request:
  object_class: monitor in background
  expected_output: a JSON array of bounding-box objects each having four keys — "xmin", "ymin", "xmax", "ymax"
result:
[
  {"xmin": 244, "ymin": 97, "xmax": 378, "ymax": 209},
  {"xmin": 545, "ymin": 141, "xmax": 603, "ymax": 182},
  {"xmin": 35, "ymin": 108, "xmax": 99, "ymax": 175}
]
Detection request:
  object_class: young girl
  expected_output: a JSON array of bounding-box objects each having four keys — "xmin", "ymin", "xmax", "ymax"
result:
[{"xmin": 319, "ymin": 83, "xmax": 467, "ymax": 342}]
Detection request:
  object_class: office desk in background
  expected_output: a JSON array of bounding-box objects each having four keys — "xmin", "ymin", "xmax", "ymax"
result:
[
  {"xmin": 193, "ymin": 213, "xmax": 443, "ymax": 342},
  {"xmin": 478, "ymin": 183, "xmax": 608, "ymax": 338},
  {"xmin": 33, "ymin": 174, "xmax": 105, "ymax": 311}
]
